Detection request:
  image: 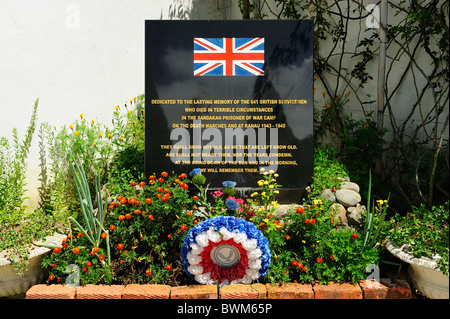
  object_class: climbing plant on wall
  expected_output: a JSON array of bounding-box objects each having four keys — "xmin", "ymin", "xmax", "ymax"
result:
[{"xmin": 238, "ymin": 0, "xmax": 449, "ymax": 209}]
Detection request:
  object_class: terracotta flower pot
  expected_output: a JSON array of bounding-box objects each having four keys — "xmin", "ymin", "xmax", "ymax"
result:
[
  {"xmin": 0, "ymin": 233, "xmax": 66, "ymax": 298},
  {"xmin": 385, "ymin": 240, "xmax": 449, "ymax": 299}
]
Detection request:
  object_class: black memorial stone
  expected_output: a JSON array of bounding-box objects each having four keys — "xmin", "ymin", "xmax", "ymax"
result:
[{"xmin": 145, "ymin": 20, "xmax": 313, "ymax": 203}]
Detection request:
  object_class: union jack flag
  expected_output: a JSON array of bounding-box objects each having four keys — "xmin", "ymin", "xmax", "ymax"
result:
[{"xmin": 193, "ymin": 38, "xmax": 265, "ymax": 76}]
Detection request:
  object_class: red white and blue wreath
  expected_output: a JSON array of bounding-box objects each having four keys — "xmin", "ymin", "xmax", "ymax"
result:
[{"xmin": 181, "ymin": 216, "xmax": 271, "ymax": 285}]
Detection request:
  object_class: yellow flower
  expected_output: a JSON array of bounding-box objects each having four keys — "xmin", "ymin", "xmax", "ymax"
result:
[
  {"xmin": 264, "ymin": 180, "xmax": 269, "ymax": 185},
  {"xmin": 269, "ymin": 170, "xmax": 274, "ymax": 174},
  {"xmin": 128, "ymin": 110, "xmax": 132, "ymax": 114},
  {"xmin": 274, "ymin": 173, "xmax": 279, "ymax": 178},
  {"xmin": 251, "ymin": 192, "xmax": 258, "ymax": 197},
  {"xmin": 115, "ymin": 110, "xmax": 120, "ymax": 114},
  {"xmin": 120, "ymin": 137, "xmax": 124, "ymax": 140},
  {"xmin": 133, "ymin": 97, "xmax": 137, "ymax": 102},
  {"xmin": 260, "ymin": 168, "xmax": 265, "ymax": 172},
  {"xmin": 79, "ymin": 114, "xmax": 83, "ymax": 119},
  {"xmin": 376, "ymin": 200, "xmax": 384, "ymax": 206},
  {"xmin": 69, "ymin": 124, "xmax": 74, "ymax": 130},
  {"xmin": 313, "ymin": 199, "xmax": 322, "ymax": 206},
  {"xmin": 269, "ymin": 185, "xmax": 274, "ymax": 189},
  {"xmin": 263, "ymin": 172, "xmax": 268, "ymax": 175},
  {"xmin": 107, "ymin": 133, "xmax": 112, "ymax": 138},
  {"xmin": 257, "ymin": 180, "xmax": 264, "ymax": 187},
  {"xmin": 274, "ymin": 190, "xmax": 279, "ymax": 194},
  {"xmin": 114, "ymin": 105, "xmax": 120, "ymax": 110},
  {"xmin": 258, "ymin": 208, "xmax": 263, "ymax": 212},
  {"xmin": 74, "ymin": 131, "xmax": 79, "ymax": 136},
  {"xmin": 91, "ymin": 120, "xmax": 95, "ymax": 125},
  {"xmin": 98, "ymin": 132, "xmax": 103, "ymax": 138},
  {"xmin": 263, "ymin": 218, "xmax": 269, "ymax": 223},
  {"xmin": 130, "ymin": 99, "xmax": 133, "ymax": 104},
  {"xmin": 93, "ymin": 142, "xmax": 97, "ymax": 146},
  {"xmin": 261, "ymin": 192, "xmax": 266, "ymax": 196},
  {"xmin": 302, "ymin": 240, "xmax": 306, "ymax": 244}
]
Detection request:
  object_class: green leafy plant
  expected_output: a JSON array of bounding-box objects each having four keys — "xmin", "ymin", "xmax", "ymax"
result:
[
  {"xmin": 0, "ymin": 99, "xmax": 67, "ymax": 275},
  {"xmin": 387, "ymin": 201, "xmax": 449, "ymax": 277}
]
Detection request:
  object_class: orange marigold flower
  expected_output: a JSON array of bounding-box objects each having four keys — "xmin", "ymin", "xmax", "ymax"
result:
[
  {"xmin": 93, "ymin": 247, "xmax": 100, "ymax": 252},
  {"xmin": 117, "ymin": 243, "xmax": 124, "ymax": 250},
  {"xmin": 330, "ymin": 254, "xmax": 335, "ymax": 261},
  {"xmin": 101, "ymin": 232, "xmax": 108, "ymax": 239},
  {"xmin": 145, "ymin": 269, "xmax": 152, "ymax": 275},
  {"xmin": 146, "ymin": 198, "xmax": 152, "ymax": 204},
  {"xmin": 351, "ymin": 233, "xmax": 358, "ymax": 239},
  {"xmin": 48, "ymin": 274, "xmax": 56, "ymax": 281},
  {"xmin": 166, "ymin": 264, "xmax": 172, "ymax": 270},
  {"xmin": 109, "ymin": 225, "xmax": 116, "ymax": 231},
  {"xmin": 193, "ymin": 196, "xmax": 199, "ymax": 201},
  {"xmin": 87, "ymin": 262, "xmax": 92, "ymax": 267},
  {"xmin": 149, "ymin": 175, "xmax": 156, "ymax": 180},
  {"xmin": 157, "ymin": 187, "xmax": 163, "ymax": 193},
  {"xmin": 125, "ymin": 213, "xmax": 131, "ymax": 219},
  {"xmin": 148, "ymin": 214, "xmax": 154, "ymax": 220},
  {"xmin": 130, "ymin": 181, "xmax": 137, "ymax": 187},
  {"xmin": 72, "ymin": 247, "xmax": 80, "ymax": 254},
  {"xmin": 134, "ymin": 209, "xmax": 141, "ymax": 214},
  {"xmin": 158, "ymin": 177, "xmax": 164, "ymax": 183},
  {"xmin": 139, "ymin": 181, "xmax": 146, "ymax": 187},
  {"xmin": 53, "ymin": 247, "xmax": 61, "ymax": 253},
  {"xmin": 296, "ymin": 207, "xmax": 304, "ymax": 214},
  {"xmin": 292, "ymin": 260, "xmax": 298, "ymax": 266},
  {"xmin": 118, "ymin": 215, "xmax": 125, "ymax": 221},
  {"xmin": 161, "ymin": 171, "xmax": 168, "ymax": 177},
  {"xmin": 98, "ymin": 255, "xmax": 105, "ymax": 260},
  {"xmin": 180, "ymin": 224, "xmax": 187, "ymax": 231},
  {"xmin": 178, "ymin": 173, "xmax": 187, "ymax": 179},
  {"xmin": 316, "ymin": 257, "xmax": 323, "ymax": 264},
  {"xmin": 167, "ymin": 234, "xmax": 172, "ymax": 239},
  {"xmin": 186, "ymin": 211, "xmax": 192, "ymax": 217}
]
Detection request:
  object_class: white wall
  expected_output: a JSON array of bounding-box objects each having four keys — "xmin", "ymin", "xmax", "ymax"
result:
[{"xmin": 0, "ymin": 0, "xmax": 232, "ymax": 207}]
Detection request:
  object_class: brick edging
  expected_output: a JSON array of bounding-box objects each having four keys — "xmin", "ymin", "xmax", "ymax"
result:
[{"xmin": 25, "ymin": 278, "xmax": 414, "ymax": 299}]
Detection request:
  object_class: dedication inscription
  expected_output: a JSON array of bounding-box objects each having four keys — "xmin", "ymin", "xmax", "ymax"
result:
[{"xmin": 145, "ymin": 20, "xmax": 313, "ymax": 201}]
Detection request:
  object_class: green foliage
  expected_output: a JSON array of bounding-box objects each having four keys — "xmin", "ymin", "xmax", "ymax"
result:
[
  {"xmin": 309, "ymin": 147, "xmax": 348, "ymax": 197},
  {"xmin": 0, "ymin": 99, "xmax": 68, "ymax": 275},
  {"xmin": 388, "ymin": 201, "xmax": 449, "ymax": 277}
]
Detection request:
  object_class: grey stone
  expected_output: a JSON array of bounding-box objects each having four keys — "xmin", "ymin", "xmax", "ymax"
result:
[
  {"xmin": 329, "ymin": 203, "xmax": 347, "ymax": 226},
  {"xmin": 320, "ymin": 189, "xmax": 336, "ymax": 202},
  {"xmin": 335, "ymin": 189, "xmax": 361, "ymax": 207},
  {"xmin": 347, "ymin": 204, "xmax": 365, "ymax": 226},
  {"xmin": 340, "ymin": 181, "xmax": 360, "ymax": 193}
]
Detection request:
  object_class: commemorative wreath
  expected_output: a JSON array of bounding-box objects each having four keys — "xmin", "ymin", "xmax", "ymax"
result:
[{"xmin": 181, "ymin": 216, "xmax": 271, "ymax": 285}]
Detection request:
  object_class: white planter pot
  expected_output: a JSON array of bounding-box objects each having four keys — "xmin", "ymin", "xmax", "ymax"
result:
[
  {"xmin": 386, "ymin": 240, "xmax": 449, "ymax": 299},
  {"xmin": 0, "ymin": 233, "xmax": 66, "ymax": 298}
]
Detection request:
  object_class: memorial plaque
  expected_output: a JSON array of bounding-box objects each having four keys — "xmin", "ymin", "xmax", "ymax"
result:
[{"xmin": 145, "ymin": 20, "xmax": 313, "ymax": 202}]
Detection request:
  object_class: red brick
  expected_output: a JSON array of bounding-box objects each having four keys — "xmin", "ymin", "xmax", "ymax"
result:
[
  {"xmin": 380, "ymin": 278, "xmax": 413, "ymax": 299},
  {"xmin": 26, "ymin": 284, "xmax": 76, "ymax": 299},
  {"xmin": 266, "ymin": 283, "xmax": 314, "ymax": 299},
  {"xmin": 75, "ymin": 284, "xmax": 124, "ymax": 299},
  {"xmin": 170, "ymin": 285, "xmax": 218, "ymax": 299},
  {"xmin": 313, "ymin": 282, "xmax": 363, "ymax": 299},
  {"xmin": 359, "ymin": 280, "xmax": 389, "ymax": 299},
  {"xmin": 219, "ymin": 283, "xmax": 267, "ymax": 299},
  {"xmin": 122, "ymin": 284, "xmax": 171, "ymax": 299}
]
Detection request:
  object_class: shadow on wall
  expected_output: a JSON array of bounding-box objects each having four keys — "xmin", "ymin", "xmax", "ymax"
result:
[{"xmin": 162, "ymin": 0, "xmax": 231, "ymax": 20}]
